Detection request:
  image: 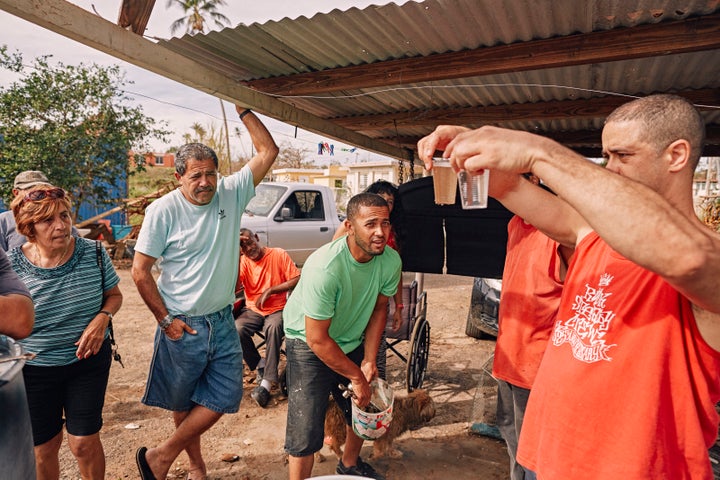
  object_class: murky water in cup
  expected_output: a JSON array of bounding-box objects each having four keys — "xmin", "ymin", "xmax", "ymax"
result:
[{"xmin": 432, "ymin": 158, "xmax": 457, "ymax": 205}]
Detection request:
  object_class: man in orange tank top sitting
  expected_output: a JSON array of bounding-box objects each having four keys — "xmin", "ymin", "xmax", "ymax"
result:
[{"xmin": 235, "ymin": 228, "xmax": 300, "ymax": 408}]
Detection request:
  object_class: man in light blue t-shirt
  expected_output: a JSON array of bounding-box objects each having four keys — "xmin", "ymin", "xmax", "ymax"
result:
[
  {"xmin": 131, "ymin": 107, "xmax": 278, "ymax": 480},
  {"xmin": 283, "ymin": 193, "xmax": 402, "ymax": 480}
]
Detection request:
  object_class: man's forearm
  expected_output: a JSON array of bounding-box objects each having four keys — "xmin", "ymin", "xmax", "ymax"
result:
[
  {"xmin": 531, "ymin": 142, "xmax": 720, "ymax": 312},
  {"xmin": 535, "ymin": 148, "xmax": 714, "ymax": 271},
  {"xmin": 272, "ymin": 276, "xmax": 300, "ymax": 295},
  {"xmin": 312, "ymin": 336, "xmax": 365, "ymax": 382},
  {"xmin": 363, "ymin": 301, "xmax": 388, "ymax": 363},
  {"xmin": 239, "ymin": 110, "xmax": 280, "ymax": 186},
  {"xmin": 132, "ymin": 271, "xmax": 169, "ymax": 321}
]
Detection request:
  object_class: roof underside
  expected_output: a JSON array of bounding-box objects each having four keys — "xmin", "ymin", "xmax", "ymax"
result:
[
  {"xmin": 6, "ymin": 0, "xmax": 720, "ymax": 159},
  {"xmin": 157, "ymin": 0, "xmax": 720, "ymax": 158}
]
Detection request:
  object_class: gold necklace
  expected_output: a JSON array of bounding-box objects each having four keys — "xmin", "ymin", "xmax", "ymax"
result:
[{"xmin": 34, "ymin": 239, "xmax": 71, "ymax": 268}]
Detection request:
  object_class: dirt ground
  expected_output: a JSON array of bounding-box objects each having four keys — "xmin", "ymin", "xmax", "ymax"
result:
[{"xmin": 57, "ymin": 268, "xmax": 509, "ymax": 480}]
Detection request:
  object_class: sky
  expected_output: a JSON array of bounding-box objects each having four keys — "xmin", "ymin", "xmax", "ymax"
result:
[{"xmin": 0, "ymin": 1, "xmax": 411, "ymax": 164}]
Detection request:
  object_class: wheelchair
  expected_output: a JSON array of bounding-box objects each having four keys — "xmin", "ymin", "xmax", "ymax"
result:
[
  {"xmin": 386, "ymin": 273, "xmax": 430, "ymax": 393},
  {"xmin": 233, "ymin": 274, "xmax": 431, "ymax": 395}
]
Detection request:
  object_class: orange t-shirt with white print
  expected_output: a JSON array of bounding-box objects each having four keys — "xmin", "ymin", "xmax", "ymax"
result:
[
  {"xmin": 492, "ymin": 215, "xmax": 563, "ymax": 389},
  {"xmin": 517, "ymin": 232, "xmax": 720, "ymax": 480},
  {"xmin": 236, "ymin": 248, "xmax": 300, "ymax": 317}
]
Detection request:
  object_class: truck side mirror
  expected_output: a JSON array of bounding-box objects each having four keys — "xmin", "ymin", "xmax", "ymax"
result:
[{"xmin": 275, "ymin": 206, "xmax": 293, "ymax": 222}]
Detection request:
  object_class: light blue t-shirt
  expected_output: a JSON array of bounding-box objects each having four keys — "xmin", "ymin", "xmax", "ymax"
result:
[
  {"xmin": 135, "ymin": 166, "xmax": 255, "ymax": 315},
  {"xmin": 283, "ymin": 236, "xmax": 401, "ymax": 353}
]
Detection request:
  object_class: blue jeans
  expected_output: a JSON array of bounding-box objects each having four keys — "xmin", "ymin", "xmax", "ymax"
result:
[
  {"xmin": 283, "ymin": 338, "xmax": 363, "ymax": 457},
  {"xmin": 142, "ymin": 305, "xmax": 243, "ymax": 414}
]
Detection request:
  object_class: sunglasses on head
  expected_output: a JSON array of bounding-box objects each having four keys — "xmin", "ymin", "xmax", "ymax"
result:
[{"xmin": 23, "ymin": 188, "xmax": 66, "ymax": 203}]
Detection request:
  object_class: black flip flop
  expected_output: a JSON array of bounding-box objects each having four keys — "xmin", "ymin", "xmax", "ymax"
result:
[{"xmin": 136, "ymin": 446, "xmax": 157, "ymax": 480}]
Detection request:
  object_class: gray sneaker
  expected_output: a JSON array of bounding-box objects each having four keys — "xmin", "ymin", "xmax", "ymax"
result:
[{"xmin": 336, "ymin": 457, "xmax": 385, "ymax": 480}]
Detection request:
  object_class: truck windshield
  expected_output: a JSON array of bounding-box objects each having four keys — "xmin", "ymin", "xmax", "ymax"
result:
[{"xmin": 244, "ymin": 184, "xmax": 287, "ymax": 216}]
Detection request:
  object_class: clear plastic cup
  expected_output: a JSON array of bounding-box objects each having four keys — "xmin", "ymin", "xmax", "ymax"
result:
[
  {"xmin": 457, "ymin": 170, "xmax": 489, "ymax": 209},
  {"xmin": 432, "ymin": 158, "xmax": 457, "ymax": 205}
]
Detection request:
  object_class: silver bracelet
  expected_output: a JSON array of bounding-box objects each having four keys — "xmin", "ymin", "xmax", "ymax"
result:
[{"xmin": 159, "ymin": 314, "xmax": 174, "ymax": 330}]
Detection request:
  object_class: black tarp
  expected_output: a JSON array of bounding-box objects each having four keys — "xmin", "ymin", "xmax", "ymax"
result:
[{"xmin": 397, "ymin": 176, "xmax": 513, "ymax": 278}]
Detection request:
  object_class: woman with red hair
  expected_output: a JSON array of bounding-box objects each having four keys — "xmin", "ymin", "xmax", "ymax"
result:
[{"xmin": 9, "ymin": 186, "xmax": 123, "ymax": 480}]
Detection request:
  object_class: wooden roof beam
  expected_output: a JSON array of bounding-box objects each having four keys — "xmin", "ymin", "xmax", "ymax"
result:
[
  {"xmin": 247, "ymin": 14, "xmax": 720, "ymax": 96},
  {"xmin": 0, "ymin": 0, "xmax": 412, "ymax": 161},
  {"xmin": 117, "ymin": 0, "xmax": 156, "ymax": 35},
  {"xmin": 332, "ymin": 88, "xmax": 720, "ymax": 130}
]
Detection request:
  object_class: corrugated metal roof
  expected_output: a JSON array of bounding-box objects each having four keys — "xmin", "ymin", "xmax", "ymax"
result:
[
  {"xmin": 162, "ymin": 0, "xmax": 717, "ymax": 77},
  {"xmin": 158, "ymin": 0, "xmax": 720, "ymax": 154}
]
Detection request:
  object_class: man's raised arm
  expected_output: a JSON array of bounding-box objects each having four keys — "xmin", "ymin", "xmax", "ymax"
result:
[{"xmin": 235, "ymin": 106, "xmax": 279, "ymax": 186}]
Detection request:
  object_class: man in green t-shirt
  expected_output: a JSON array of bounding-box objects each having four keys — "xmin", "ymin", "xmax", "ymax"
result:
[{"xmin": 283, "ymin": 193, "xmax": 402, "ymax": 480}]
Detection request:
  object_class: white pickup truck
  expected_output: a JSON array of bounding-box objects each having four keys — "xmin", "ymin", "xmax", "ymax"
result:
[{"xmin": 241, "ymin": 182, "xmax": 343, "ymax": 266}]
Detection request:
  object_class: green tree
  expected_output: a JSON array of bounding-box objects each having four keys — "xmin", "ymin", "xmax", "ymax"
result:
[
  {"xmin": 0, "ymin": 49, "xmax": 169, "ymax": 220},
  {"xmin": 167, "ymin": 0, "xmax": 230, "ymax": 36}
]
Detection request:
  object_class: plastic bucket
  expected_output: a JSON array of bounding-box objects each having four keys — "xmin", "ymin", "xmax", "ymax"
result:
[
  {"xmin": 350, "ymin": 378, "xmax": 394, "ymax": 440},
  {"xmin": 0, "ymin": 336, "xmax": 36, "ymax": 479},
  {"xmin": 312, "ymin": 476, "xmax": 372, "ymax": 479}
]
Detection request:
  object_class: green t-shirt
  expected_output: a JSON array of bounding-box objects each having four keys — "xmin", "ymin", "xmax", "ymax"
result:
[{"xmin": 283, "ymin": 236, "xmax": 401, "ymax": 353}]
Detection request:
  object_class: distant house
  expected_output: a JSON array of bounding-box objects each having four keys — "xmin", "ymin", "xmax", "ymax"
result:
[
  {"xmin": 144, "ymin": 152, "xmax": 175, "ymax": 168},
  {"xmin": 271, "ymin": 165, "xmax": 350, "ymax": 189},
  {"xmin": 694, "ymin": 156, "xmax": 720, "ymax": 197},
  {"xmin": 271, "ymin": 168, "xmax": 324, "ymax": 183},
  {"xmin": 345, "ymin": 159, "xmax": 425, "ymax": 194},
  {"xmin": 127, "ymin": 151, "xmax": 176, "ymax": 169},
  {"xmin": 307, "ymin": 165, "xmax": 349, "ymax": 190}
]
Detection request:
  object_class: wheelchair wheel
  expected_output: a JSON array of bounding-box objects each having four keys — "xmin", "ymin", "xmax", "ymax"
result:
[{"xmin": 406, "ymin": 317, "xmax": 430, "ymax": 392}]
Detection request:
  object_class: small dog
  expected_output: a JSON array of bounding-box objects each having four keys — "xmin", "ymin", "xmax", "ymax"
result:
[{"xmin": 323, "ymin": 389, "xmax": 436, "ymax": 459}]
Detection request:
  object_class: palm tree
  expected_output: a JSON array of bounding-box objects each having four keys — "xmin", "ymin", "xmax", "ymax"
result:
[
  {"xmin": 167, "ymin": 0, "xmax": 230, "ymax": 36},
  {"xmin": 167, "ymin": 0, "xmax": 233, "ymax": 174}
]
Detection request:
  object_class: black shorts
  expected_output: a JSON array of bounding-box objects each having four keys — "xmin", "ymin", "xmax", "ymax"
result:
[{"xmin": 22, "ymin": 338, "xmax": 112, "ymax": 445}]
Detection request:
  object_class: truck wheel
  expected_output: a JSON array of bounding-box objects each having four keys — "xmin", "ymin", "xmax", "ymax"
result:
[
  {"xmin": 465, "ymin": 277, "xmax": 499, "ymax": 339},
  {"xmin": 465, "ymin": 312, "xmax": 496, "ymax": 340}
]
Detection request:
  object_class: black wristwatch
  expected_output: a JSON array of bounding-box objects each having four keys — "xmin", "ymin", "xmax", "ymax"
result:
[{"xmin": 100, "ymin": 310, "xmax": 113, "ymax": 321}]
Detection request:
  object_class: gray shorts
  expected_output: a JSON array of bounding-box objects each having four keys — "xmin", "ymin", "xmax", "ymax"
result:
[{"xmin": 284, "ymin": 337, "xmax": 363, "ymax": 457}]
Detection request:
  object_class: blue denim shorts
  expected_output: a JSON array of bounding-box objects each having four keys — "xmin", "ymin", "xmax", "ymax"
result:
[
  {"xmin": 142, "ymin": 305, "xmax": 243, "ymax": 414},
  {"xmin": 284, "ymin": 338, "xmax": 363, "ymax": 457}
]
